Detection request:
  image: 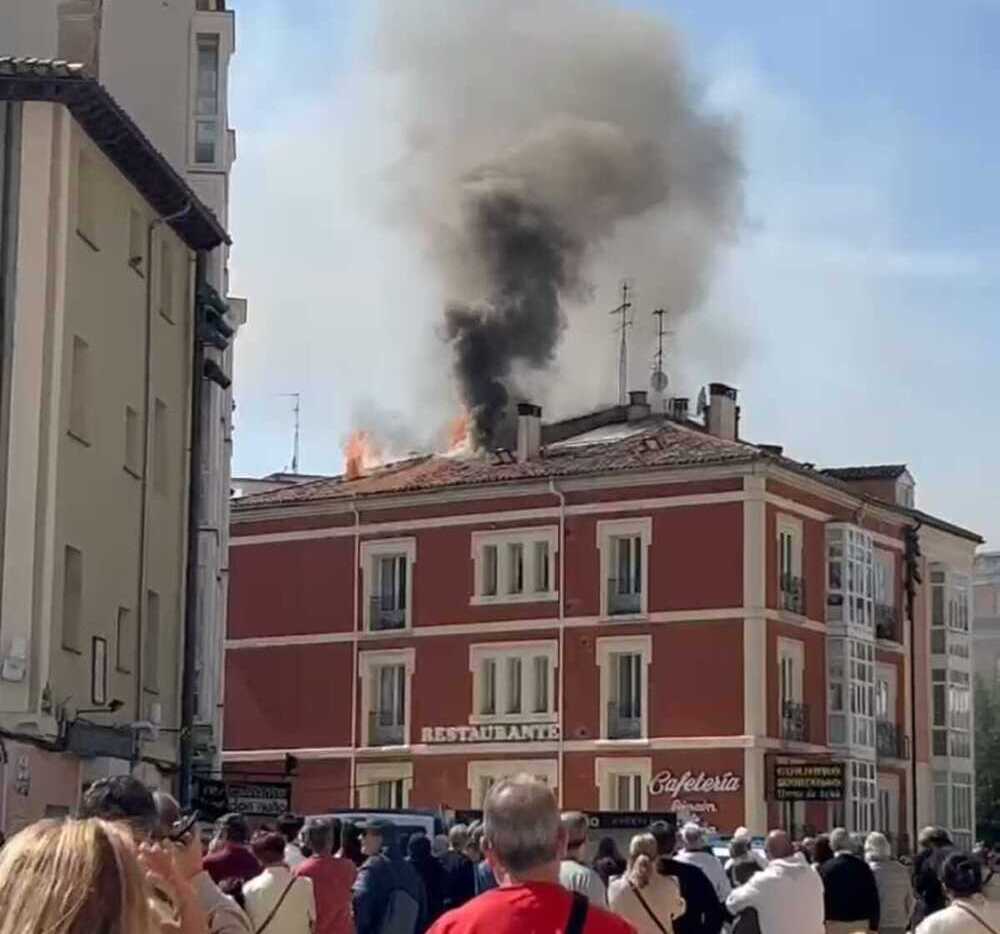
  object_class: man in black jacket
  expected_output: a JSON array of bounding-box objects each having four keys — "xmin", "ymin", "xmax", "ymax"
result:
[
  {"xmin": 910, "ymin": 826, "xmax": 953, "ymax": 928},
  {"xmin": 438, "ymin": 824, "xmax": 475, "ymax": 912},
  {"xmin": 650, "ymin": 821, "xmax": 726, "ymax": 934},
  {"xmin": 817, "ymin": 827, "xmax": 880, "ymax": 933}
]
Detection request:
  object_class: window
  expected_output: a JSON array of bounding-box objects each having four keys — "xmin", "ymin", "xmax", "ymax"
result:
[
  {"xmin": 827, "ymin": 525, "xmax": 874, "ymax": 631},
  {"xmin": 361, "ymin": 539, "xmax": 415, "ymax": 631},
  {"xmin": 68, "ymin": 335, "xmax": 91, "ymax": 443},
  {"xmin": 596, "ymin": 757, "xmax": 652, "ymax": 811},
  {"xmin": 144, "ymin": 590, "xmax": 160, "ymax": 693},
  {"xmin": 468, "ymin": 759, "xmax": 557, "ymax": 808},
  {"xmin": 828, "ymin": 637, "xmax": 875, "ymax": 750},
  {"xmin": 128, "ymin": 208, "xmax": 145, "ymax": 275},
  {"xmin": 76, "ymin": 150, "xmax": 99, "ymax": 247},
  {"xmin": 471, "ymin": 529, "xmax": 557, "ymax": 604},
  {"xmin": 470, "ymin": 642, "xmax": 557, "ymax": 724},
  {"xmin": 874, "ymin": 550, "xmax": 899, "ymax": 640},
  {"xmin": 153, "ymin": 399, "xmax": 168, "ymax": 495},
  {"xmin": 356, "ymin": 762, "xmax": 413, "ymax": 809},
  {"xmin": 848, "ymin": 760, "xmax": 876, "ymax": 833},
  {"xmin": 159, "ymin": 241, "xmax": 175, "ymax": 322},
  {"xmin": 62, "ymin": 545, "xmax": 83, "ymax": 652},
  {"xmin": 359, "ymin": 649, "xmax": 414, "ymax": 747},
  {"xmin": 597, "ymin": 635, "xmax": 651, "ymax": 740},
  {"xmin": 952, "ymin": 773, "xmax": 973, "ymax": 849},
  {"xmin": 598, "ymin": 519, "xmax": 652, "ymax": 618},
  {"xmin": 116, "ymin": 606, "xmax": 132, "ymax": 673},
  {"xmin": 194, "ymin": 35, "xmax": 221, "ymax": 164},
  {"xmin": 933, "ymin": 668, "xmax": 971, "ymax": 758},
  {"xmin": 124, "ymin": 406, "xmax": 140, "ymax": 476},
  {"xmin": 777, "ymin": 516, "xmax": 804, "ymax": 614},
  {"xmin": 778, "ymin": 638, "xmax": 807, "ymax": 742},
  {"xmin": 931, "ymin": 564, "xmax": 971, "ymax": 657},
  {"xmin": 91, "ymin": 636, "xmax": 107, "ymax": 705}
]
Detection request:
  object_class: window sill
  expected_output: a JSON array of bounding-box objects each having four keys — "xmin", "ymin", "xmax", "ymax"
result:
[
  {"xmin": 123, "ymin": 466, "xmax": 141, "ymax": 480},
  {"xmin": 75, "ymin": 229, "xmax": 99, "ymax": 252},
  {"xmin": 128, "ymin": 261, "xmax": 145, "ymax": 279},
  {"xmin": 469, "ymin": 712, "xmax": 557, "ymax": 726},
  {"xmin": 595, "ymin": 736, "xmax": 650, "ymax": 746},
  {"xmin": 61, "ymin": 644, "xmax": 83, "ymax": 656},
  {"xmin": 67, "ymin": 429, "xmax": 91, "ymax": 448},
  {"xmin": 142, "ymin": 686, "xmax": 160, "ymax": 696},
  {"xmin": 600, "ymin": 612, "xmax": 648, "ymax": 623},
  {"xmin": 363, "ymin": 624, "xmax": 413, "ymax": 636},
  {"xmin": 471, "ymin": 592, "xmax": 559, "ymax": 606},
  {"xmin": 159, "ymin": 309, "xmax": 175, "ymax": 326},
  {"xmin": 116, "ymin": 666, "xmax": 132, "ymax": 675}
]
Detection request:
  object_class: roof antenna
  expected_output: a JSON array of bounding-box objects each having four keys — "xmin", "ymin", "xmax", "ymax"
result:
[
  {"xmin": 279, "ymin": 393, "xmax": 301, "ymax": 474},
  {"xmin": 650, "ymin": 308, "xmax": 672, "ymax": 409},
  {"xmin": 610, "ymin": 279, "xmax": 633, "ymax": 405}
]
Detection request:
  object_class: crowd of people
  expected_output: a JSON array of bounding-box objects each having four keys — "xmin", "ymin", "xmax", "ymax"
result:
[{"xmin": 0, "ymin": 773, "xmax": 996, "ymax": 933}]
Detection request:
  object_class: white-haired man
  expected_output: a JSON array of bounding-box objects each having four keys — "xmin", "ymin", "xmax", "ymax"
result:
[
  {"xmin": 428, "ymin": 776, "xmax": 632, "ymax": 934},
  {"xmin": 817, "ymin": 827, "xmax": 880, "ymax": 934},
  {"xmin": 559, "ymin": 812, "xmax": 608, "ymax": 906},
  {"xmin": 676, "ymin": 823, "xmax": 731, "ymax": 902}
]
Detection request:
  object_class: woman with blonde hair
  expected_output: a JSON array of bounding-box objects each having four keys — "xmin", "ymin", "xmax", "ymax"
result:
[
  {"xmin": 0, "ymin": 817, "xmax": 208, "ymax": 934},
  {"xmin": 609, "ymin": 832, "xmax": 686, "ymax": 934}
]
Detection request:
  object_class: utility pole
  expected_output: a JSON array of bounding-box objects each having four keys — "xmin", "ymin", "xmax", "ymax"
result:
[
  {"xmin": 609, "ymin": 281, "xmax": 633, "ymax": 405},
  {"xmin": 280, "ymin": 393, "xmax": 301, "ymax": 474}
]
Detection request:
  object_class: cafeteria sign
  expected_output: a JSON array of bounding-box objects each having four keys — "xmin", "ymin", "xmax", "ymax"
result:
[
  {"xmin": 773, "ymin": 763, "xmax": 845, "ymax": 802},
  {"xmin": 647, "ymin": 770, "xmax": 742, "ymax": 798}
]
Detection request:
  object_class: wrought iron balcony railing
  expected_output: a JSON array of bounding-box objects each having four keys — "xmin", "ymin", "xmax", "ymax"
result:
[
  {"xmin": 607, "ymin": 579, "xmax": 642, "ymax": 616},
  {"xmin": 369, "ymin": 596, "xmax": 406, "ymax": 631},
  {"xmin": 368, "ymin": 710, "xmax": 405, "ymax": 746},
  {"xmin": 875, "ymin": 604, "xmax": 900, "ymax": 642},
  {"xmin": 779, "ymin": 574, "xmax": 806, "ymax": 615},
  {"xmin": 876, "ymin": 719, "xmax": 907, "ymax": 759},
  {"xmin": 781, "ymin": 700, "xmax": 810, "ymax": 743},
  {"xmin": 607, "ymin": 701, "xmax": 642, "ymax": 739}
]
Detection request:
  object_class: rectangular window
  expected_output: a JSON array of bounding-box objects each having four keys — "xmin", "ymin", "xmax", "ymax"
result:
[
  {"xmin": 472, "ymin": 529, "xmax": 556, "ymax": 604},
  {"xmin": 507, "ymin": 542, "xmax": 524, "ymax": 595},
  {"xmin": 159, "ymin": 241, "xmax": 174, "ymax": 322},
  {"xmin": 144, "ymin": 590, "xmax": 160, "ymax": 693},
  {"xmin": 128, "ymin": 208, "xmax": 144, "ymax": 275},
  {"xmin": 848, "ymin": 760, "xmax": 877, "ymax": 833},
  {"xmin": 91, "ymin": 636, "xmax": 107, "ymax": 705},
  {"xmin": 505, "ymin": 657, "xmax": 522, "ymax": 714},
  {"xmin": 76, "ymin": 150, "xmax": 98, "ymax": 246},
  {"xmin": 826, "ymin": 525, "xmax": 874, "ymax": 630},
  {"xmin": 152, "ymin": 399, "xmax": 168, "ymax": 495},
  {"xmin": 471, "ymin": 643, "xmax": 557, "ymax": 723},
  {"xmin": 369, "ymin": 553, "xmax": 408, "ymax": 630},
  {"xmin": 778, "ymin": 518, "xmax": 804, "ymax": 613},
  {"xmin": 116, "ymin": 606, "xmax": 132, "ymax": 673},
  {"xmin": 371, "ymin": 663, "xmax": 406, "ymax": 745},
  {"xmin": 482, "ymin": 545, "xmax": 498, "ymax": 597},
  {"xmin": 62, "ymin": 545, "xmax": 83, "ymax": 652},
  {"xmin": 124, "ymin": 405, "xmax": 140, "ymax": 475},
  {"xmin": 779, "ymin": 639, "xmax": 806, "ymax": 742},
  {"xmin": 376, "ymin": 779, "xmax": 405, "ymax": 809},
  {"xmin": 533, "ymin": 655, "xmax": 549, "ymax": 713},
  {"xmin": 609, "ymin": 652, "xmax": 642, "ymax": 739},
  {"xmin": 481, "ymin": 658, "xmax": 496, "ymax": 715},
  {"xmin": 827, "ymin": 637, "xmax": 875, "ymax": 749},
  {"xmin": 534, "ymin": 541, "xmax": 550, "ymax": 593},
  {"xmin": 614, "ymin": 774, "xmax": 644, "ymax": 811},
  {"xmin": 194, "ymin": 35, "xmax": 220, "ymax": 164},
  {"xmin": 68, "ymin": 335, "xmax": 91, "ymax": 442}
]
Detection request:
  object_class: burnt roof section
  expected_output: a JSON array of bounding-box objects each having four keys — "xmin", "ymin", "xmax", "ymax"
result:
[
  {"xmin": 821, "ymin": 464, "xmax": 909, "ymax": 481},
  {"xmin": 0, "ymin": 58, "xmax": 228, "ymax": 251}
]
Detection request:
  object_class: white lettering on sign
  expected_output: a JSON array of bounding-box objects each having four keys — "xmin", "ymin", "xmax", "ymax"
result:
[
  {"xmin": 647, "ymin": 770, "xmax": 742, "ymax": 798},
  {"xmin": 420, "ymin": 723, "xmax": 560, "ymax": 744},
  {"xmin": 670, "ymin": 799, "xmax": 718, "ymax": 814}
]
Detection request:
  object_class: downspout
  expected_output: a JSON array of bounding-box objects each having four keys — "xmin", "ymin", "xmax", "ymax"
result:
[
  {"xmin": 349, "ymin": 497, "xmax": 360, "ymax": 806},
  {"xmin": 133, "ymin": 203, "xmax": 192, "ymax": 764},
  {"xmin": 550, "ymin": 479, "xmax": 566, "ymax": 807},
  {"xmin": 908, "ymin": 524, "xmax": 922, "ymax": 851},
  {"xmin": 178, "ymin": 251, "xmax": 207, "ymax": 807}
]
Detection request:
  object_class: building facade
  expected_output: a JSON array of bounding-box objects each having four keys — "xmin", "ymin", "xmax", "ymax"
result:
[
  {"xmin": 974, "ymin": 552, "xmax": 1000, "ymax": 686},
  {"xmin": 0, "ymin": 60, "xmax": 227, "ymax": 830},
  {"xmin": 224, "ymin": 389, "xmax": 980, "ymax": 850},
  {"xmin": 0, "ymin": 0, "xmax": 244, "ymax": 771}
]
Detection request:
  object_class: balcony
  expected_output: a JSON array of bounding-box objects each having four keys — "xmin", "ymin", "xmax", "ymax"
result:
[
  {"xmin": 781, "ymin": 701, "xmax": 810, "ymax": 743},
  {"xmin": 876, "ymin": 719, "xmax": 907, "ymax": 759},
  {"xmin": 369, "ymin": 596, "xmax": 406, "ymax": 631},
  {"xmin": 779, "ymin": 574, "xmax": 806, "ymax": 615},
  {"xmin": 875, "ymin": 604, "xmax": 900, "ymax": 642},
  {"xmin": 607, "ymin": 579, "xmax": 641, "ymax": 616},
  {"xmin": 607, "ymin": 702, "xmax": 642, "ymax": 740},
  {"xmin": 368, "ymin": 711, "xmax": 404, "ymax": 747}
]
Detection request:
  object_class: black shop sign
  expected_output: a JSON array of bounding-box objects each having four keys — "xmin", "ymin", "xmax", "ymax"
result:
[
  {"xmin": 772, "ymin": 762, "xmax": 845, "ymax": 802},
  {"xmin": 192, "ymin": 778, "xmax": 292, "ymax": 821}
]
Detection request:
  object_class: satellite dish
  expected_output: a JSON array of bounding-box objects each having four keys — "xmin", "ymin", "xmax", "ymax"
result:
[
  {"xmin": 696, "ymin": 386, "xmax": 708, "ymax": 416},
  {"xmin": 650, "ymin": 369, "xmax": 669, "ymax": 392}
]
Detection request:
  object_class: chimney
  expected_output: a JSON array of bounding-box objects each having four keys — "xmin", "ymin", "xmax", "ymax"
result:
[
  {"xmin": 516, "ymin": 403, "xmax": 542, "ymax": 462},
  {"xmin": 627, "ymin": 390, "xmax": 651, "ymax": 422},
  {"xmin": 706, "ymin": 383, "xmax": 738, "ymax": 440},
  {"xmin": 671, "ymin": 397, "xmax": 689, "ymax": 420}
]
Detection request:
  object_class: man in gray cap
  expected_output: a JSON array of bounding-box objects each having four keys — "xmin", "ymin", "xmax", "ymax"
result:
[{"xmin": 353, "ymin": 817, "xmax": 427, "ymax": 934}]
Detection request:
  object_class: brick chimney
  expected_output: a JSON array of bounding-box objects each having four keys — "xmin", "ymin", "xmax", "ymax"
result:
[
  {"xmin": 706, "ymin": 383, "xmax": 738, "ymax": 441},
  {"xmin": 516, "ymin": 403, "xmax": 542, "ymax": 462},
  {"xmin": 627, "ymin": 390, "xmax": 651, "ymax": 422},
  {"xmin": 671, "ymin": 397, "xmax": 689, "ymax": 420}
]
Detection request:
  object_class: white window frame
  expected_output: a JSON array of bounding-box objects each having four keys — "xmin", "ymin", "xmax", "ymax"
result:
[
  {"xmin": 828, "ymin": 637, "xmax": 876, "ymax": 751},
  {"xmin": 598, "ymin": 518, "xmax": 652, "ymax": 619},
  {"xmin": 470, "ymin": 528, "xmax": 558, "ymax": 605},
  {"xmin": 359, "ymin": 648, "xmax": 415, "ymax": 748},
  {"xmin": 778, "ymin": 638, "xmax": 804, "ymax": 706},
  {"xmin": 190, "ymin": 31, "xmax": 223, "ymax": 168},
  {"xmin": 875, "ymin": 663, "xmax": 897, "ymax": 723},
  {"xmin": 356, "ymin": 761, "xmax": 413, "ymax": 809},
  {"xmin": 826, "ymin": 524, "xmax": 875, "ymax": 633},
  {"xmin": 467, "ymin": 759, "xmax": 558, "ymax": 808},
  {"xmin": 595, "ymin": 756, "xmax": 652, "ymax": 811},
  {"xmin": 847, "ymin": 759, "xmax": 877, "ymax": 833},
  {"xmin": 361, "ymin": 538, "xmax": 416, "ymax": 632},
  {"xmin": 469, "ymin": 641, "xmax": 557, "ymax": 725},
  {"xmin": 777, "ymin": 515, "xmax": 803, "ymax": 597},
  {"xmin": 596, "ymin": 635, "xmax": 652, "ymax": 740}
]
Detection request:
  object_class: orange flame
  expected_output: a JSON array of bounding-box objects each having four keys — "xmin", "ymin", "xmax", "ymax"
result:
[
  {"xmin": 343, "ymin": 429, "xmax": 383, "ymax": 479},
  {"xmin": 446, "ymin": 412, "xmax": 471, "ymax": 453}
]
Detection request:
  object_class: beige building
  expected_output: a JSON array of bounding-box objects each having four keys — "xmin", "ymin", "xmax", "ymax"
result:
[
  {"xmin": 974, "ymin": 551, "xmax": 1000, "ymax": 685},
  {"xmin": 0, "ymin": 59, "xmax": 227, "ymax": 831},
  {"xmin": 0, "ymin": 0, "xmax": 244, "ymax": 777}
]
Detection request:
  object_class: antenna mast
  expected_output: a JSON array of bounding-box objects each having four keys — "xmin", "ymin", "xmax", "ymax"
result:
[
  {"xmin": 610, "ymin": 280, "xmax": 633, "ymax": 405},
  {"xmin": 650, "ymin": 308, "xmax": 672, "ymax": 408},
  {"xmin": 279, "ymin": 393, "xmax": 301, "ymax": 474}
]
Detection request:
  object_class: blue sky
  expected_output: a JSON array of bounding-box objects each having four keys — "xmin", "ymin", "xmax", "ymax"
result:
[{"xmin": 227, "ymin": 0, "xmax": 999, "ymax": 547}]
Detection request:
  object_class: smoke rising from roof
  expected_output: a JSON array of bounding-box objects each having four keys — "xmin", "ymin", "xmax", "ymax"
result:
[{"xmin": 376, "ymin": 0, "xmax": 742, "ymax": 447}]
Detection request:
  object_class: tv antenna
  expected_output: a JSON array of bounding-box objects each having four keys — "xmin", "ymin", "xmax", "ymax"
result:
[
  {"xmin": 279, "ymin": 393, "xmax": 301, "ymax": 474},
  {"xmin": 650, "ymin": 308, "xmax": 672, "ymax": 397},
  {"xmin": 609, "ymin": 279, "xmax": 633, "ymax": 405}
]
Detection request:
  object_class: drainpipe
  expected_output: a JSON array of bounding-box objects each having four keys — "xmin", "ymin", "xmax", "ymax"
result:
[
  {"xmin": 549, "ymin": 480, "xmax": 566, "ymax": 806},
  {"xmin": 349, "ymin": 497, "xmax": 360, "ymax": 806}
]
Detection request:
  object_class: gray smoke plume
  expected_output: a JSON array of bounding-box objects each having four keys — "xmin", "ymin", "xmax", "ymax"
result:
[{"xmin": 375, "ymin": 0, "xmax": 741, "ymax": 447}]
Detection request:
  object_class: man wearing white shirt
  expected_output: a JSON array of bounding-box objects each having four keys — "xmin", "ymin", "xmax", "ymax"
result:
[
  {"xmin": 244, "ymin": 830, "xmax": 316, "ymax": 934},
  {"xmin": 675, "ymin": 823, "xmax": 731, "ymax": 902}
]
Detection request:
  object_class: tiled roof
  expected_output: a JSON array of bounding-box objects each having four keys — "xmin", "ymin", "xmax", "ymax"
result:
[
  {"xmin": 234, "ymin": 418, "xmax": 761, "ymax": 508},
  {"xmin": 0, "ymin": 58, "xmax": 228, "ymax": 250},
  {"xmin": 821, "ymin": 464, "xmax": 908, "ymax": 481}
]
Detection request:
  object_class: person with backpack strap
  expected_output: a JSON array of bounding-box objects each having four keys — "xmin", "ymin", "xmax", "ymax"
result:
[
  {"xmin": 427, "ymin": 775, "xmax": 634, "ymax": 934},
  {"xmin": 609, "ymin": 833, "xmax": 686, "ymax": 934},
  {"xmin": 353, "ymin": 818, "xmax": 428, "ymax": 934},
  {"xmin": 242, "ymin": 831, "xmax": 316, "ymax": 934},
  {"xmin": 916, "ymin": 851, "xmax": 1000, "ymax": 934}
]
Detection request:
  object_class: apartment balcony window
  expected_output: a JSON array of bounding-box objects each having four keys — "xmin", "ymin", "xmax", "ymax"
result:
[
  {"xmin": 780, "ymin": 574, "xmax": 806, "ymax": 614},
  {"xmin": 598, "ymin": 519, "xmax": 651, "ymax": 619},
  {"xmin": 194, "ymin": 35, "xmax": 221, "ymax": 164},
  {"xmin": 827, "ymin": 525, "xmax": 874, "ymax": 632},
  {"xmin": 876, "ymin": 720, "xmax": 907, "ymax": 760},
  {"xmin": 779, "ymin": 637, "xmax": 806, "ymax": 741},
  {"xmin": 828, "ymin": 637, "xmax": 875, "ymax": 750},
  {"xmin": 931, "ymin": 565, "xmax": 971, "ymax": 658},
  {"xmin": 875, "ymin": 603, "xmax": 900, "ymax": 642},
  {"xmin": 848, "ymin": 760, "xmax": 877, "ymax": 834},
  {"xmin": 598, "ymin": 636, "xmax": 651, "ymax": 740},
  {"xmin": 362, "ymin": 539, "xmax": 415, "ymax": 631},
  {"xmin": 359, "ymin": 649, "xmax": 414, "ymax": 748},
  {"xmin": 778, "ymin": 517, "xmax": 805, "ymax": 614},
  {"xmin": 932, "ymin": 667, "xmax": 971, "ymax": 759},
  {"xmin": 781, "ymin": 701, "xmax": 810, "ymax": 743}
]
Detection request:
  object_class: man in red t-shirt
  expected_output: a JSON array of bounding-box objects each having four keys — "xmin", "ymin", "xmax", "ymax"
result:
[
  {"xmin": 202, "ymin": 812, "xmax": 261, "ymax": 884},
  {"xmin": 429, "ymin": 777, "xmax": 635, "ymax": 934},
  {"xmin": 295, "ymin": 816, "xmax": 358, "ymax": 934}
]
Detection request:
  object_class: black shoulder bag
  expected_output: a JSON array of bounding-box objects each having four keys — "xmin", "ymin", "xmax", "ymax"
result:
[{"xmin": 566, "ymin": 891, "xmax": 589, "ymax": 934}]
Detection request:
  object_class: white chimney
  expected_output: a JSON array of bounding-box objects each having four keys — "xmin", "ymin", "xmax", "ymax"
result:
[
  {"xmin": 706, "ymin": 383, "xmax": 738, "ymax": 440},
  {"xmin": 516, "ymin": 403, "xmax": 542, "ymax": 462},
  {"xmin": 627, "ymin": 390, "xmax": 651, "ymax": 422}
]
